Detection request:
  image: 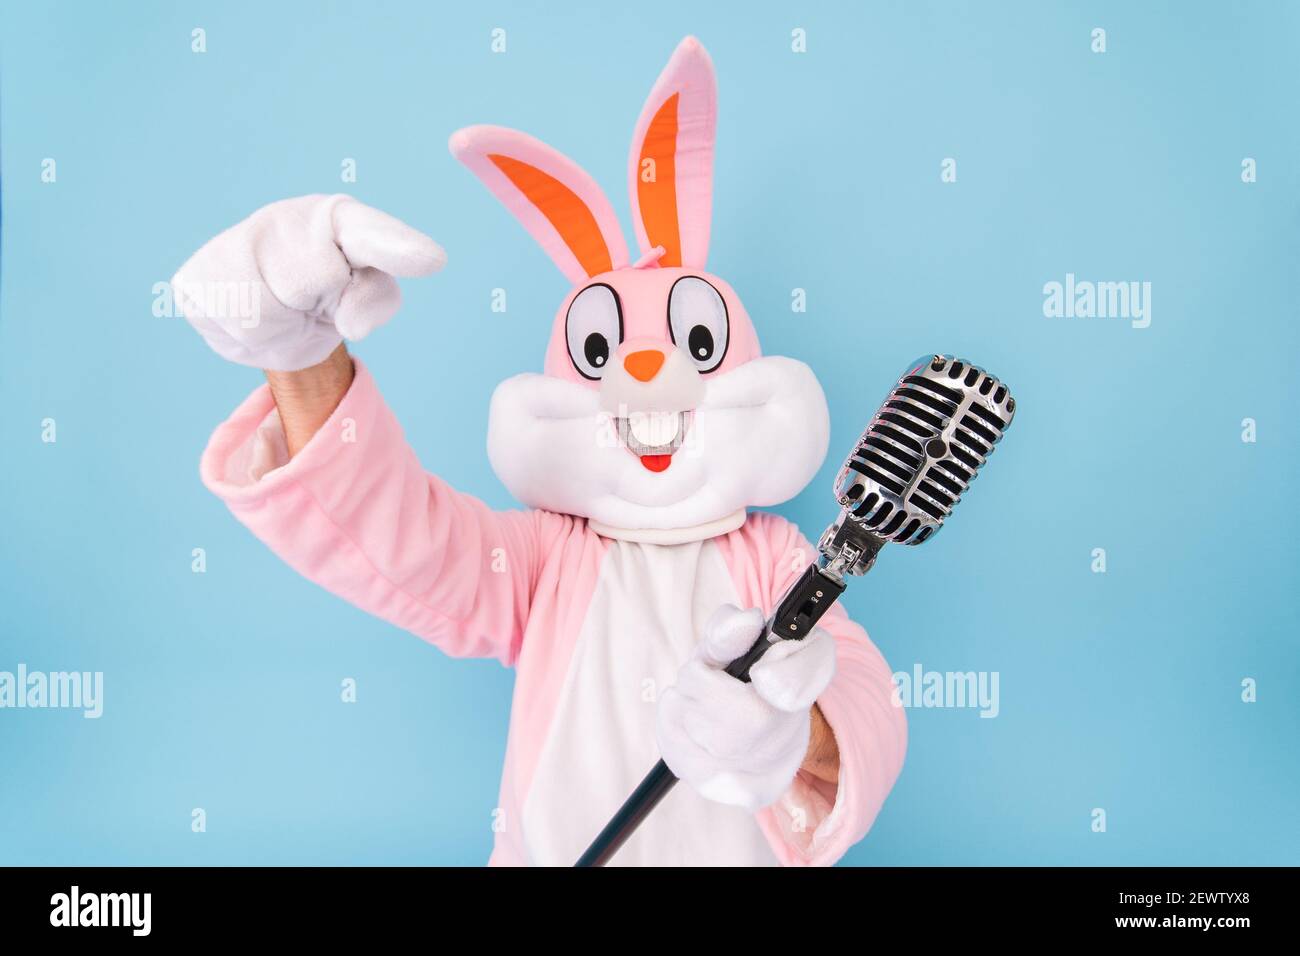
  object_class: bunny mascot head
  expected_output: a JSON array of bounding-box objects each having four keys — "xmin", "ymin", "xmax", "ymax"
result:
[{"xmin": 451, "ymin": 36, "xmax": 830, "ymax": 538}]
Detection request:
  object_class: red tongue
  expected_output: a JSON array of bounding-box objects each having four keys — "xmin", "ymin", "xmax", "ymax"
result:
[{"xmin": 640, "ymin": 454, "xmax": 672, "ymax": 473}]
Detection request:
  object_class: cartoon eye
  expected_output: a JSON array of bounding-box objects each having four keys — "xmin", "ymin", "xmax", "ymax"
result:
[
  {"xmin": 668, "ymin": 276, "xmax": 729, "ymax": 373},
  {"xmin": 566, "ymin": 283, "xmax": 624, "ymax": 380}
]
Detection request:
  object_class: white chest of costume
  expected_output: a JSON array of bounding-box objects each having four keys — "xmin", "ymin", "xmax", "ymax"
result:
[{"xmin": 521, "ymin": 537, "xmax": 778, "ymax": 866}]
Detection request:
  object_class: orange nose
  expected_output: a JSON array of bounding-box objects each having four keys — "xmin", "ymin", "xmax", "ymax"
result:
[{"xmin": 624, "ymin": 350, "xmax": 665, "ymax": 382}]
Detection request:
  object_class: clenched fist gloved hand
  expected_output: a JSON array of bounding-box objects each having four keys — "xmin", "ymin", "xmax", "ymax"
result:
[
  {"xmin": 171, "ymin": 194, "xmax": 445, "ymax": 371},
  {"xmin": 656, "ymin": 604, "xmax": 837, "ymax": 812}
]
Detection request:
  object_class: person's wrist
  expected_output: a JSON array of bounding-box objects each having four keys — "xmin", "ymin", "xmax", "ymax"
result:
[
  {"xmin": 800, "ymin": 703, "xmax": 840, "ymax": 785},
  {"xmin": 265, "ymin": 342, "xmax": 354, "ymax": 397},
  {"xmin": 265, "ymin": 344, "xmax": 354, "ymax": 457}
]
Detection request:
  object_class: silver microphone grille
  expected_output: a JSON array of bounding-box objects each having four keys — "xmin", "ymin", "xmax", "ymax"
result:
[{"xmin": 833, "ymin": 354, "xmax": 1016, "ymax": 545}]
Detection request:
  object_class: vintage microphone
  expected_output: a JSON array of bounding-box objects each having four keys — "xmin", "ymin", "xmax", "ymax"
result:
[{"xmin": 575, "ymin": 354, "xmax": 1017, "ymax": 867}]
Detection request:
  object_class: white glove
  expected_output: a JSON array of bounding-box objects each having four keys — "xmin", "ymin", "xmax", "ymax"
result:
[
  {"xmin": 657, "ymin": 604, "xmax": 837, "ymax": 812},
  {"xmin": 171, "ymin": 194, "xmax": 445, "ymax": 371}
]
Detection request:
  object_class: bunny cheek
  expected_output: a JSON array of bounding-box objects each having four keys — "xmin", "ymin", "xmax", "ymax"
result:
[{"xmin": 486, "ymin": 356, "xmax": 830, "ymax": 533}]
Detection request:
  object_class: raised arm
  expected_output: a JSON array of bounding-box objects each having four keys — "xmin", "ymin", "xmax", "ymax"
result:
[{"xmin": 176, "ymin": 196, "xmax": 565, "ymax": 664}]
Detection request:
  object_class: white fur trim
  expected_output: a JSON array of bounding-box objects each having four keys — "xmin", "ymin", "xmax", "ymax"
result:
[
  {"xmin": 486, "ymin": 356, "xmax": 829, "ymax": 530},
  {"xmin": 587, "ymin": 509, "xmax": 745, "ymax": 544}
]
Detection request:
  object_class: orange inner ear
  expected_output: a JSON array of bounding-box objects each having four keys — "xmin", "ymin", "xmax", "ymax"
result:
[
  {"xmin": 637, "ymin": 93, "xmax": 681, "ymax": 267},
  {"xmin": 489, "ymin": 154, "xmax": 613, "ymax": 277}
]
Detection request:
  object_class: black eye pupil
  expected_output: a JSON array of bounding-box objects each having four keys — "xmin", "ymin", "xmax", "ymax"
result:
[
  {"xmin": 688, "ymin": 325, "xmax": 714, "ymax": 362},
  {"xmin": 584, "ymin": 333, "xmax": 609, "ymax": 369}
]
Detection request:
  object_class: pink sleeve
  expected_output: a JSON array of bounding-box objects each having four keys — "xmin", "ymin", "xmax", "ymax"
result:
[
  {"xmin": 725, "ymin": 514, "xmax": 908, "ymax": 866},
  {"xmin": 199, "ymin": 359, "xmax": 567, "ymax": 666}
]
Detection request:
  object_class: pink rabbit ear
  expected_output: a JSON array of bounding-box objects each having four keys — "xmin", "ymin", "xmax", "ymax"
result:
[
  {"xmin": 451, "ymin": 125, "xmax": 629, "ymax": 283},
  {"xmin": 628, "ymin": 36, "xmax": 718, "ymax": 269}
]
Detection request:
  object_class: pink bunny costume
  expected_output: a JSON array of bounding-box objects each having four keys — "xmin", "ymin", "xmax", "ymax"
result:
[{"xmin": 190, "ymin": 37, "xmax": 906, "ymax": 866}]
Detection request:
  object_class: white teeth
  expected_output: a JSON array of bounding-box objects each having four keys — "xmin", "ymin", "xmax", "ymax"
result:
[
  {"xmin": 627, "ymin": 411, "xmax": 680, "ymax": 448},
  {"xmin": 616, "ymin": 411, "xmax": 691, "ymax": 455}
]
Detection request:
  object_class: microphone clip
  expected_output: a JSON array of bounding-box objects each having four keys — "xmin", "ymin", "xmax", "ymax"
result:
[{"xmin": 818, "ymin": 512, "xmax": 887, "ymax": 579}]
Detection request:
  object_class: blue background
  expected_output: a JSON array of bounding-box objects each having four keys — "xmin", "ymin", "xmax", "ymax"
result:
[{"xmin": 1, "ymin": 1, "xmax": 1296, "ymax": 865}]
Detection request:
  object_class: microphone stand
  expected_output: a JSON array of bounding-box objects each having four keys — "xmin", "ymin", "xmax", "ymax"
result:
[{"xmin": 574, "ymin": 515, "xmax": 884, "ymax": 867}]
